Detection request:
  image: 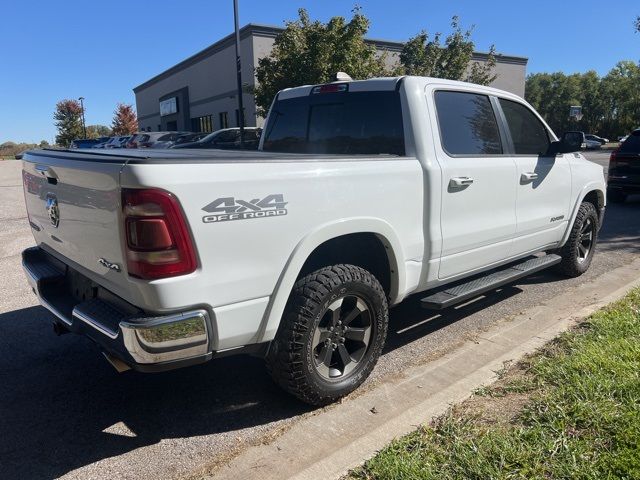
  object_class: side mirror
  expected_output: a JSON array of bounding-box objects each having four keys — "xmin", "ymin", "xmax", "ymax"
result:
[{"xmin": 548, "ymin": 132, "xmax": 583, "ymax": 155}]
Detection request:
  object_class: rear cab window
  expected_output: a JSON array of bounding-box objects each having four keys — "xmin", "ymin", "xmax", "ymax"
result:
[{"xmin": 262, "ymin": 87, "xmax": 405, "ymax": 155}]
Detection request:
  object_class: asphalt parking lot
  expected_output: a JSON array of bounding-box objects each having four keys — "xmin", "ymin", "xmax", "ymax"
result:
[{"xmin": 0, "ymin": 151, "xmax": 638, "ymax": 480}]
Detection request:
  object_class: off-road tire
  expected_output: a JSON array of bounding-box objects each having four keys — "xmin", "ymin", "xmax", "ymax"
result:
[
  {"xmin": 266, "ymin": 264, "xmax": 388, "ymax": 406},
  {"xmin": 555, "ymin": 201, "xmax": 599, "ymax": 277},
  {"xmin": 607, "ymin": 188, "xmax": 626, "ymax": 204}
]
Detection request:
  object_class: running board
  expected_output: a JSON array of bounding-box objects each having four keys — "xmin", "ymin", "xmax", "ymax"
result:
[{"xmin": 421, "ymin": 254, "xmax": 561, "ymax": 310}]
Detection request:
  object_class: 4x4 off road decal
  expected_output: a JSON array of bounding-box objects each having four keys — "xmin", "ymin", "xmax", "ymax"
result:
[{"xmin": 202, "ymin": 194, "xmax": 288, "ymax": 223}]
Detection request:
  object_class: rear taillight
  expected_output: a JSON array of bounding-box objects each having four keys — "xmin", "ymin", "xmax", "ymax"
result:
[
  {"xmin": 607, "ymin": 150, "xmax": 617, "ymax": 180},
  {"xmin": 122, "ymin": 188, "xmax": 197, "ymax": 279}
]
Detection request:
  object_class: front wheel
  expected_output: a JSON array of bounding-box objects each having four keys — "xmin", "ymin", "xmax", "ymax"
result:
[
  {"xmin": 555, "ymin": 202, "xmax": 599, "ymax": 277},
  {"xmin": 266, "ymin": 264, "xmax": 388, "ymax": 406}
]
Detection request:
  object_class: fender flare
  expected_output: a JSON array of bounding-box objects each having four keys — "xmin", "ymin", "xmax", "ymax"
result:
[
  {"xmin": 559, "ymin": 181, "xmax": 606, "ymax": 246},
  {"xmin": 256, "ymin": 217, "xmax": 407, "ymax": 343}
]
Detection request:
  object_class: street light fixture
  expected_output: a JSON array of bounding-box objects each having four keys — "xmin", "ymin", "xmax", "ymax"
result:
[{"xmin": 78, "ymin": 96, "xmax": 87, "ymax": 139}]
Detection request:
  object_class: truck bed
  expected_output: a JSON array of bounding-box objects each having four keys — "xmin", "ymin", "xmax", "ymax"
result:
[{"xmin": 29, "ymin": 147, "xmax": 400, "ymax": 164}]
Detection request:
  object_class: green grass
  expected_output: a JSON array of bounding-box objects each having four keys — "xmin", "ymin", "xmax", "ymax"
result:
[{"xmin": 350, "ymin": 288, "xmax": 640, "ymax": 480}]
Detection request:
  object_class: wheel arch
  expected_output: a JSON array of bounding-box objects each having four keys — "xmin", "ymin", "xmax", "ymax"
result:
[
  {"xmin": 560, "ymin": 183, "xmax": 605, "ymax": 246},
  {"xmin": 256, "ymin": 218, "xmax": 406, "ymax": 343}
]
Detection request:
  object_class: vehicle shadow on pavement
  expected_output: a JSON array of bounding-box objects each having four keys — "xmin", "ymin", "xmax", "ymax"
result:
[
  {"xmin": 0, "ymin": 306, "xmax": 310, "ymax": 480},
  {"xmin": 384, "ymin": 286, "xmax": 523, "ymax": 353},
  {"xmin": 597, "ymin": 196, "xmax": 640, "ymax": 253},
  {"xmin": 0, "ymin": 288, "xmax": 531, "ymax": 480}
]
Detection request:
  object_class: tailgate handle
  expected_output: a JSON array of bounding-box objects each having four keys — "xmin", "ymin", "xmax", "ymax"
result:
[{"xmin": 35, "ymin": 164, "xmax": 58, "ymax": 180}]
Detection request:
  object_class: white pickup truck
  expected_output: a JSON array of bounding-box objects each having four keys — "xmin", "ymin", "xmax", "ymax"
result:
[{"xmin": 22, "ymin": 76, "xmax": 606, "ymax": 405}]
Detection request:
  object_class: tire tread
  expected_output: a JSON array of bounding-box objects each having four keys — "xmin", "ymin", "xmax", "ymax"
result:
[{"xmin": 266, "ymin": 264, "xmax": 388, "ymax": 406}]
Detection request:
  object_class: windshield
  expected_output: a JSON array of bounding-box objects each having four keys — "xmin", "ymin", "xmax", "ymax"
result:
[{"xmin": 262, "ymin": 89, "xmax": 405, "ymax": 155}]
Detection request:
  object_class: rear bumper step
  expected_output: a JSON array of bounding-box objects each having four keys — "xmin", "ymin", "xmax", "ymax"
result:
[
  {"xmin": 421, "ymin": 255, "xmax": 561, "ymax": 310},
  {"xmin": 22, "ymin": 246, "xmax": 212, "ymax": 371}
]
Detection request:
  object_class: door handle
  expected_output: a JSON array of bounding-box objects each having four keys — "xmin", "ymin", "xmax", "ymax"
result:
[
  {"xmin": 520, "ymin": 172, "xmax": 538, "ymax": 182},
  {"xmin": 449, "ymin": 176, "xmax": 474, "ymax": 188}
]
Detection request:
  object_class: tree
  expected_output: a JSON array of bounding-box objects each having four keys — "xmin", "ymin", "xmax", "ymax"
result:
[
  {"xmin": 525, "ymin": 62, "xmax": 640, "ymax": 139},
  {"xmin": 599, "ymin": 61, "xmax": 640, "ymax": 138},
  {"xmin": 111, "ymin": 103, "xmax": 138, "ymax": 135},
  {"xmin": 398, "ymin": 16, "xmax": 497, "ymax": 85},
  {"xmin": 254, "ymin": 8, "xmax": 388, "ymax": 115},
  {"xmin": 0, "ymin": 141, "xmax": 39, "ymax": 157},
  {"xmin": 86, "ymin": 125, "xmax": 112, "ymax": 138},
  {"xmin": 39, "ymin": 140, "xmax": 50, "ymax": 148},
  {"xmin": 526, "ymin": 71, "xmax": 603, "ymax": 135},
  {"xmin": 54, "ymin": 99, "xmax": 84, "ymax": 147}
]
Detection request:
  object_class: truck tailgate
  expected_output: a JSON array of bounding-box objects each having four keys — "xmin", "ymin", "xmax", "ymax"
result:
[{"xmin": 22, "ymin": 151, "xmax": 127, "ymax": 286}]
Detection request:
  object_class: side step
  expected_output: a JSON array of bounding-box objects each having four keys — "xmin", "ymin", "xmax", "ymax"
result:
[{"xmin": 421, "ymin": 254, "xmax": 561, "ymax": 310}]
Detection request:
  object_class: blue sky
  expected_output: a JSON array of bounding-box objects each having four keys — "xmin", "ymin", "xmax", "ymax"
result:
[{"xmin": 2, "ymin": 0, "xmax": 638, "ymax": 143}]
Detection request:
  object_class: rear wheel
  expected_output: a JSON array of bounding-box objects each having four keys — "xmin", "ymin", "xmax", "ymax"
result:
[
  {"xmin": 555, "ymin": 201, "xmax": 599, "ymax": 277},
  {"xmin": 267, "ymin": 264, "xmax": 388, "ymax": 406}
]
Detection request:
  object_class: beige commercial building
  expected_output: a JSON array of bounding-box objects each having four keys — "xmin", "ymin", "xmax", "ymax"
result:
[{"xmin": 134, "ymin": 23, "xmax": 528, "ymax": 133}]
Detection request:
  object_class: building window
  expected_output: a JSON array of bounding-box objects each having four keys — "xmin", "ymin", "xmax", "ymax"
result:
[
  {"xmin": 219, "ymin": 111, "xmax": 229, "ymax": 129},
  {"xmin": 159, "ymin": 97, "xmax": 178, "ymax": 116},
  {"xmin": 191, "ymin": 115, "xmax": 213, "ymax": 133}
]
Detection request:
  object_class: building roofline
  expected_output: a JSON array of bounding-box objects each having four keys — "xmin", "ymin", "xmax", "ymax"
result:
[{"xmin": 133, "ymin": 23, "xmax": 528, "ymax": 93}]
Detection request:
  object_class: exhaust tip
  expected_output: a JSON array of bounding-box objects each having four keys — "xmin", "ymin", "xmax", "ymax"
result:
[{"xmin": 102, "ymin": 352, "xmax": 131, "ymax": 373}]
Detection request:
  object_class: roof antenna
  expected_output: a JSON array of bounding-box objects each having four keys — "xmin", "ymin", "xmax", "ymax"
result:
[{"xmin": 334, "ymin": 72, "xmax": 353, "ymax": 82}]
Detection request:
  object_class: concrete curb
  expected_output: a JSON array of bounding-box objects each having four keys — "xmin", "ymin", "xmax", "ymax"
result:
[{"xmin": 205, "ymin": 259, "xmax": 640, "ymax": 480}]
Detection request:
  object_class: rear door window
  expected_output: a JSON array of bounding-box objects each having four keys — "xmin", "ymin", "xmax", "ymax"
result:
[
  {"xmin": 499, "ymin": 99, "xmax": 550, "ymax": 155},
  {"xmin": 434, "ymin": 91, "xmax": 502, "ymax": 155},
  {"xmin": 262, "ymin": 90, "xmax": 404, "ymax": 155}
]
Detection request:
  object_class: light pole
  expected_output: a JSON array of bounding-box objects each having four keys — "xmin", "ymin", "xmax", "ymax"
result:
[
  {"xmin": 78, "ymin": 96, "xmax": 87, "ymax": 139},
  {"xmin": 233, "ymin": 0, "xmax": 245, "ymax": 149}
]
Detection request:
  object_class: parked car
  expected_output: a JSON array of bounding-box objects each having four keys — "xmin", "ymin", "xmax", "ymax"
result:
[
  {"xmin": 607, "ymin": 129, "xmax": 640, "ymax": 203},
  {"xmin": 124, "ymin": 133, "xmax": 147, "ymax": 148},
  {"xmin": 149, "ymin": 132, "xmax": 192, "ymax": 149},
  {"xmin": 124, "ymin": 132, "xmax": 187, "ymax": 148},
  {"xmin": 70, "ymin": 138, "xmax": 102, "ymax": 149},
  {"xmin": 171, "ymin": 127, "xmax": 262, "ymax": 150},
  {"xmin": 21, "ymin": 76, "xmax": 605, "ymax": 406},
  {"xmin": 92, "ymin": 137, "xmax": 112, "ymax": 149},
  {"xmin": 564, "ymin": 131, "xmax": 601, "ymax": 150},
  {"xmin": 173, "ymin": 132, "xmax": 209, "ymax": 146},
  {"xmin": 104, "ymin": 136, "xmax": 131, "ymax": 149},
  {"xmin": 585, "ymin": 134, "xmax": 608, "ymax": 145}
]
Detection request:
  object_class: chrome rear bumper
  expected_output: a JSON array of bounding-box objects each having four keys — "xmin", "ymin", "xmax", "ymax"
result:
[{"xmin": 22, "ymin": 246, "xmax": 212, "ymax": 371}]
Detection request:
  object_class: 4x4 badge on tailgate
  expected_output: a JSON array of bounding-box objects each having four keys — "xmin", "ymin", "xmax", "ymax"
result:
[
  {"xmin": 98, "ymin": 258, "xmax": 121, "ymax": 272},
  {"xmin": 202, "ymin": 194, "xmax": 288, "ymax": 223},
  {"xmin": 45, "ymin": 194, "xmax": 59, "ymax": 228}
]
